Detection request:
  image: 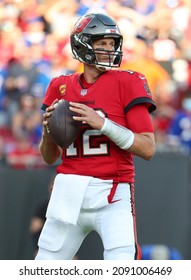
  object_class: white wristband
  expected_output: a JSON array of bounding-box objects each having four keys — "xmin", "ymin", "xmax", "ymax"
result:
[{"xmin": 100, "ymin": 118, "xmax": 134, "ymax": 150}]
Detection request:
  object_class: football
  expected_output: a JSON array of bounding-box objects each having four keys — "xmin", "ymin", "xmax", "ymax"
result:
[{"xmin": 47, "ymin": 99, "xmax": 80, "ymax": 148}]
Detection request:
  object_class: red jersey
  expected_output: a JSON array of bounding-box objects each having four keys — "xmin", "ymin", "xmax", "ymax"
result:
[{"xmin": 42, "ymin": 70, "xmax": 156, "ymax": 182}]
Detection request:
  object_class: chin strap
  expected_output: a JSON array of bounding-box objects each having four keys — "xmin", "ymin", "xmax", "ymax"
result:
[
  {"xmin": 95, "ymin": 61, "xmax": 112, "ymax": 71},
  {"xmin": 95, "ymin": 65, "xmax": 112, "ymax": 71}
]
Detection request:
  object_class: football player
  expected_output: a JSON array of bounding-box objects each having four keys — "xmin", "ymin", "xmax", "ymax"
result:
[{"xmin": 35, "ymin": 13, "xmax": 156, "ymax": 260}]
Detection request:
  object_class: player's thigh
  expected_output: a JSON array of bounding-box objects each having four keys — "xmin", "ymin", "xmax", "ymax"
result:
[
  {"xmin": 96, "ymin": 183, "xmax": 135, "ymax": 251},
  {"xmin": 35, "ymin": 218, "xmax": 85, "ymax": 260},
  {"xmin": 98, "ymin": 200, "xmax": 135, "ymax": 249}
]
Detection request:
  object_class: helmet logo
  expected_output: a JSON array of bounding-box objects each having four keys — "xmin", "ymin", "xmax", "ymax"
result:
[
  {"xmin": 73, "ymin": 17, "xmax": 92, "ymax": 34},
  {"xmin": 105, "ymin": 29, "xmax": 119, "ymax": 34}
]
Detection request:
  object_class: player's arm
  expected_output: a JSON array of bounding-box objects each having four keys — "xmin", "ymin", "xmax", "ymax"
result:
[
  {"xmin": 100, "ymin": 117, "xmax": 155, "ymax": 160},
  {"xmin": 125, "ymin": 104, "xmax": 155, "ymax": 159},
  {"xmin": 39, "ymin": 127, "xmax": 61, "ymax": 164},
  {"xmin": 70, "ymin": 102, "xmax": 155, "ymax": 161},
  {"xmin": 100, "ymin": 104, "xmax": 155, "ymax": 160},
  {"xmin": 128, "ymin": 132, "xmax": 155, "ymax": 160},
  {"xmin": 39, "ymin": 100, "xmax": 62, "ymax": 164}
]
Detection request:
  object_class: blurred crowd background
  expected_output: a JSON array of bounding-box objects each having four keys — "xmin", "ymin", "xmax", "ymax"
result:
[{"xmin": 0, "ymin": 0, "xmax": 191, "ymax": 169}]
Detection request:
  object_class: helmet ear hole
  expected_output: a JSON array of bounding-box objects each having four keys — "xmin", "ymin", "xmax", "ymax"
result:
[{"xmin": 85, "ymin": 53, "xmax": 95, "ymax": 63}]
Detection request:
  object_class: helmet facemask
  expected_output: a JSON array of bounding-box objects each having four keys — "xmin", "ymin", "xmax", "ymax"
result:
[{"xmin": 92, "ymin": 35, "xmax": 123, "ymax": 71}]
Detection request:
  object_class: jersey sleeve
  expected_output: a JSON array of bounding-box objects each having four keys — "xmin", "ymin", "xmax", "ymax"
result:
[
  {"xmin": 41, "ymin": 77, "xmax": 63, "ymax": 111},
  {"xmin": 120, "ymin": 71, "xmax": 156, "ymax": 114},
  {"xmin": 126, "ymin": 104, "xmax": 154, "ymax": 133}
]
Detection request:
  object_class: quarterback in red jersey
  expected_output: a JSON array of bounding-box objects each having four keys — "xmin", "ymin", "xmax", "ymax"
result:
[{"xmin": 35, "ymin": 13, "xmax": 156, "ymax": 260}]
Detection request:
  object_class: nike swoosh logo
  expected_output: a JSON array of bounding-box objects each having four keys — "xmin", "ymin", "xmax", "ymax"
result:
[{"xmin": 110, "ymin": 199, "xmax": 121, "ymax": 204}]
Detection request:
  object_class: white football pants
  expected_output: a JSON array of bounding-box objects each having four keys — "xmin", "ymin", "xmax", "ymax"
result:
[{"xmin": 35, "ymin": 180, "xmax": 140, "ymax": 260}]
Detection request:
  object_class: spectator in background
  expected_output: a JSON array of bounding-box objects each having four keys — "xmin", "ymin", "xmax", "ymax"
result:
[
  {"xmin": 121, "ymin": 37, "xmax": 171, "ymax": 100},
  {"xmin": 4, "ymin": 42, "xmax": 49, "ymax": 124},
  {"xmin": 44, "ymin": 0, "xmax": 78, "ymax": 39},
  {"xmin": 167, "ymin": 87, "xmax": 191, "ymax": 153},
  {"xmin": 6, "ymin": 133, "xmax": 46, "ymax": 169},
  {"xmin": 76, "ymin": 0, "xmax": 108, "ymax": 15},
  {"xmin": 17, "ymin": 0, "xmax": 51, "ymax": 35},
  {"xmin": 133, "ymin": 0, "xmax": 156, "ymax": 15},
  {"xmin": 41, "ymin": 34, "xmax": 80, "ymax": 78},
  {"xmin": 22, "ymin": 17, "xmax": 46, "ymax": 46},
  {"xmin": 11, "ymin": 94, "xmax": 42, "ymax": 146},
  {"xmin": 0, "ymin": 25, "xmax": 19, "ymax": 69}
]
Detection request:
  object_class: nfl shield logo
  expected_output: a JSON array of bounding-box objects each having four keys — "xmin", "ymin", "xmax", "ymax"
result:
[{"xmin": 80, "ymin": 89, "xmax": 87, "ymax": 96}]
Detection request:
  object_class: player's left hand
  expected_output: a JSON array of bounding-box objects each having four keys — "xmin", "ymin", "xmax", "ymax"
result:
[{"xmin": 69, "ymin": 102, "xmax": 104, "ymax": 130}]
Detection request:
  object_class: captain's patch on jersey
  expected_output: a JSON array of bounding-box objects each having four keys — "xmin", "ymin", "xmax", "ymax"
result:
[{"xmin": 59, "ymin": 85, "xmax": 66, "ymax": 95}]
